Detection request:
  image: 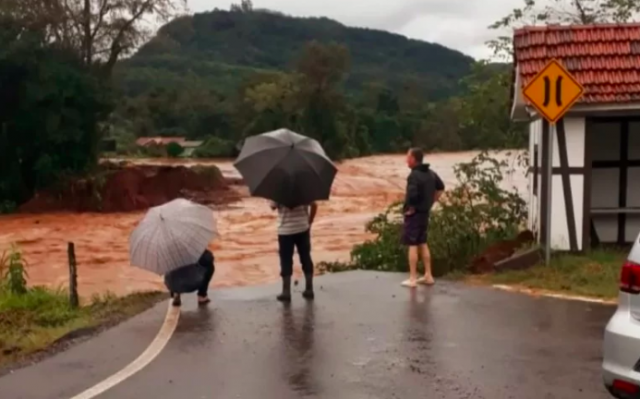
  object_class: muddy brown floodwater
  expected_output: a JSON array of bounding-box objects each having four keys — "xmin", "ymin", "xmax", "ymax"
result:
[{"xmin": 0, "ymin": 151, "xmax": 527, "ymax": 298}]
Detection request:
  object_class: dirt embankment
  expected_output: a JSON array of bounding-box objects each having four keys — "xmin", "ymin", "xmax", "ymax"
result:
[{"xmin": 19, "ymin": 163, "xmax": 241, "ymax": 213}]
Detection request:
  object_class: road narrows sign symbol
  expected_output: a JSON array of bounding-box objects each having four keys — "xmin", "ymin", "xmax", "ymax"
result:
[{"xmin": 522, "ymin": 59, "xmax": 584, "ymax": 124}]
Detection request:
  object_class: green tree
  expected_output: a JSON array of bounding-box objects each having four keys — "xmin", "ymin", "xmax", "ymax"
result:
[
  {"xmin": 231, "ymin": 0, "xmax": 253, "ymax": 12},
  {"xmin": 239, "ymin": 73, "xmax": 303, "ymax": 136},
  {"xmin": 413, "ymin": 99, "xmax": 464, "ymax": 151},
  {"xmin": 166, "ymin": 142, "xmax": 184, "ymax": 157},
  {"xmin": 1, "ymin": 0, "xmax": 186, "ymax": 73},
  {"xmin": 0, "ymin": 18, "xmax": 113, "ymax": 205},
  {"xmin": 296, "ymin": 41, "xmax": 350, "ymax": 93},
  {"xmin": 295, "ymin": 41, "xmax": 352, "ymax": 158},
  {"xmin": 457, "ymin": 62, "xmax": 527, "ymax": 149}
]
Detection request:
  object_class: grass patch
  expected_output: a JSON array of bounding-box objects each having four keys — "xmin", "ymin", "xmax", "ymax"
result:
[
  {"xmin": 475, "ymin": 249, "xmax": 626, "ymax": 300},
  {"xmin": 0, "ymin": 246, "xmax": 164, "ymax": 367},
  {"xmin": 0, "ymin": 288, "xmax": 164, "ymax": 367}
]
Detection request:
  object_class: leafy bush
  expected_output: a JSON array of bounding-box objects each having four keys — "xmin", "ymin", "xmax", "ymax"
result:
[
  {"xmin": 0, "ymin": 246, "xmax": 28, "ymax": 295},
  {"xmin": 0, "ymin": 200, "xmax": 16, "ymax": 214},
  {"xmin": 140, "ymin": 144, "xmax": 167, "ymax": 158},
  {"xmin": 193, "ymin": 136, "xmax": 236, "ymax": 158},
  {"xmin": 351, "ymin": 152, "xmax": 527, "ymax": 276},
  {"xmin": 166, "ymin": 142, "xmax": 184, "ymax": 157}
]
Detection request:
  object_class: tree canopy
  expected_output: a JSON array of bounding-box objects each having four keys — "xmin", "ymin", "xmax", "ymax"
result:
[
  {"xmin": 0, "ymin": 0, "xmax": 186, "ymax": 73},
  {"xmin": 0, "ymin": 18, "xmax": 113, "ymax": 206},
  {"xmin": 111, "ymin": 37, "xmax": 526, "ymax": 160}
]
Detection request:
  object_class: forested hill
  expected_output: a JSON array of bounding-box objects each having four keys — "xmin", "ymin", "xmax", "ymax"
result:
[{"xmin": 117, "ymin": 9, "xmax": 474, "ymax": 100}]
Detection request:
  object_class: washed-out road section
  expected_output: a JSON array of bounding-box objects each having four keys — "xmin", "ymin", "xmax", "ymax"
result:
[{"xmin": 0, "ymin": 272, "xmax": 613, "ymax": 399}]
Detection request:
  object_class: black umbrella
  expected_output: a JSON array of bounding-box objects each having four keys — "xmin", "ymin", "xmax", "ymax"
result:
[{"xmin": 233, "ymin": 129, "xmax": 338, "ymax": 208}]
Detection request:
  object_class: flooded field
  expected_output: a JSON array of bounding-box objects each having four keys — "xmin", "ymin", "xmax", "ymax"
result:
[{"xmin": 0, "ymin": 151, "xmax": 527, "ymax": 297}]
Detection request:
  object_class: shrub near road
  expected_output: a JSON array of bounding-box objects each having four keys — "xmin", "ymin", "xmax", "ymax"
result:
[{"xmin": 351, "ymin": 152, "xmax": 527, "ymax": 276}]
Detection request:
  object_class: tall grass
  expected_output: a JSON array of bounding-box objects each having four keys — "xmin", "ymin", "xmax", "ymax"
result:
[{"xmin": 1, "ymin": 245, "xmax": 28, "ymax": 294}]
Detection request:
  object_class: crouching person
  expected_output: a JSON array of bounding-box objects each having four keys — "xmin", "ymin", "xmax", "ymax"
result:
[{"xmin": 165, "ymin": 249, "xmax": 215, "ymax": 307}]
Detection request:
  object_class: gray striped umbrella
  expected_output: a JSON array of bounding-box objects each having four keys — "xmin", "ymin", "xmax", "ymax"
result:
[
  {"xmin": 234, "ymin": 129, "xmax": 337, "ymax": 208},
  {"xmin": 129, "ymin": 198, "xmax": 217, "ymax": 275}
]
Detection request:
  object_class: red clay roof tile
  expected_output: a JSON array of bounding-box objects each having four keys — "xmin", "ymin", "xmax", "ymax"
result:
[{"xmin": 514, "ymin": 23, "xmax": 640, "ymax": 104}]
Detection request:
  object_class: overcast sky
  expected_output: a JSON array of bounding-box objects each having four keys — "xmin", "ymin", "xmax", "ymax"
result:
[{"xmin": 186, "ymin": 0, "xmax": 520, "ymax": 59}]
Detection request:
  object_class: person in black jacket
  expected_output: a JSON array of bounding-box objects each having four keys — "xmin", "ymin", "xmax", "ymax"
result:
[
  {"xmin": 401, "ymin": 147, "xmax": 445, "ymax": 288},
  {"xmin": 169, "ymin": 249, "xmax": 215, "ymax": 307}
]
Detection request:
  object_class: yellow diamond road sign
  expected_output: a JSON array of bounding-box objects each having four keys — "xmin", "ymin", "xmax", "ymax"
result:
[{"xmin": 522, "ymin": 59, "xmax": 584, "ymax": 124}]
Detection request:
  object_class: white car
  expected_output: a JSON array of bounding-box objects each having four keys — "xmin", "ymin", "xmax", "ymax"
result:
[{"xmin": 603, "ymin": 234, "xmax": 640, "ymax": 398}]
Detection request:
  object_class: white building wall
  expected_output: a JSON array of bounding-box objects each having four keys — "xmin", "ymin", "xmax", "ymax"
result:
[{"xmin": 550, "ymin": 117, "xmax": 585, "ymax": 250}]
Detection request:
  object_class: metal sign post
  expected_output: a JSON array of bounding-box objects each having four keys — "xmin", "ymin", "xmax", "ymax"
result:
[
  {"xmin": 544, "ymin": 124, "xmax": 554, "ymax": 265},
  {"xmin": 522, "ymin": 59, "xmax": 583, "ymax": 264}
]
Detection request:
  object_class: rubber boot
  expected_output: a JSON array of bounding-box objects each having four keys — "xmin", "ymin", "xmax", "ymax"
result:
[
  {"xmin": 302, "ymin": 274, "xmax": 314, "ymax": 300},
  {"xmin": 277, "ymin": 276, "xmax": 292, "ymax": 302},
  {"xmin": 171, "ymin": 293, "xmax": 181, "ymax": 307}
]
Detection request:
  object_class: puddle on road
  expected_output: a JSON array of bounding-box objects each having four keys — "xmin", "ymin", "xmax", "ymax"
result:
[{"xmin": 0, "ymin": 151, "xmax": 526, "ymax": 297}]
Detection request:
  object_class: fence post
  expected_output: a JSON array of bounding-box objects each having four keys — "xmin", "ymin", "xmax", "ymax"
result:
[{"xmin": 68, "ymin": 242, "xmax": 79, "ymax": 308}]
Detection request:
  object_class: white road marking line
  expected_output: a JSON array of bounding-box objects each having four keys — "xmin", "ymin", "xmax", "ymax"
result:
[
  {"xmin": 69, "ymin": 301, "xmax": 180, "ymax": 399},
  {"xmin": 492, "ymin": 284, "xmax": 616, "ymax": 304}
]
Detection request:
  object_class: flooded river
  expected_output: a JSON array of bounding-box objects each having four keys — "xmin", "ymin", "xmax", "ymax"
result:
[{"xmin": 0, "ymin": 151, "xmax": 527, "ymax": 298}]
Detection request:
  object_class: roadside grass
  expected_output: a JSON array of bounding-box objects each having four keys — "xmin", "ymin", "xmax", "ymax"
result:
[
  {"xmin": 0, "ymin": 246, "xmax": 165, "ymax": 367},
  {"xmin": 472, "ymin": 249, "xmax": 626, "ymax": 300},
  {"xmin": 0, "ymin": 287, "xmax": 164, "ymax": 367}
]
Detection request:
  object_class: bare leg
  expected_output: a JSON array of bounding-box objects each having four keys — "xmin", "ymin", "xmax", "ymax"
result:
[
  {"xmin": 402, "ymin": 246, "xmax": 419, "ymax": 287},
  {"xmin": 419, "ymin": 243, "xmax": 434, "ymax": 285},
  {"xmin": 197, "ymin": 261, "xmax": 214, "ymax": 305}
]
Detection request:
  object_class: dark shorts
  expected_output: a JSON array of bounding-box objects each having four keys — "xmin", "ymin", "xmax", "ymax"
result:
[{"xmin": 402, "ymin": 213, "xmax": 429, "ymax": 246}]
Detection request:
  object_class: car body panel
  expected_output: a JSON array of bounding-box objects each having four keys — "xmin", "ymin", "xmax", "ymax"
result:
[{"xmin": 603, "ymin": 233, "xmax": 640, "ymax": 397}]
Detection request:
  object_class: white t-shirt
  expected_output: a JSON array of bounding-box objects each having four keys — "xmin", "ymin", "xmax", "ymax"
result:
[{"xmin": 271, "ymin": 202, "xmax": 310, "ymax": 235}]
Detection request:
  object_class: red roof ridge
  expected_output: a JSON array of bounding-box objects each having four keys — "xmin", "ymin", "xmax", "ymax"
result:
[{"xmin": 515, "ymin": 22, "xmax": 640, "ymax": 35}]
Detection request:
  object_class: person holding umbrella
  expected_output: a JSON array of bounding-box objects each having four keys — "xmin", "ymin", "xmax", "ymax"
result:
[
  {"xmin": 270, "ymin": 200, "xmax": 318, "ymax": 301},
  {"xmin": 234, "ymin": 128, "xmax": 338, "ymax": 302},
  {"xmin": 129, "ymin": 198, "xmax": 218, "ymax": 307}
]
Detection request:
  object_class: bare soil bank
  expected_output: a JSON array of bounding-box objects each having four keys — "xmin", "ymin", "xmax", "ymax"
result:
[{"xmin": 19, "ymin": 162, "xmax": 240, "ymax": 213}]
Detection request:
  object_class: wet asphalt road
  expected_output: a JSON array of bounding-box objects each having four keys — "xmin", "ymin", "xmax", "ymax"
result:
[{"xmin": 0, "ymin": 271, "xmax": 616, "ymax": 399}]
